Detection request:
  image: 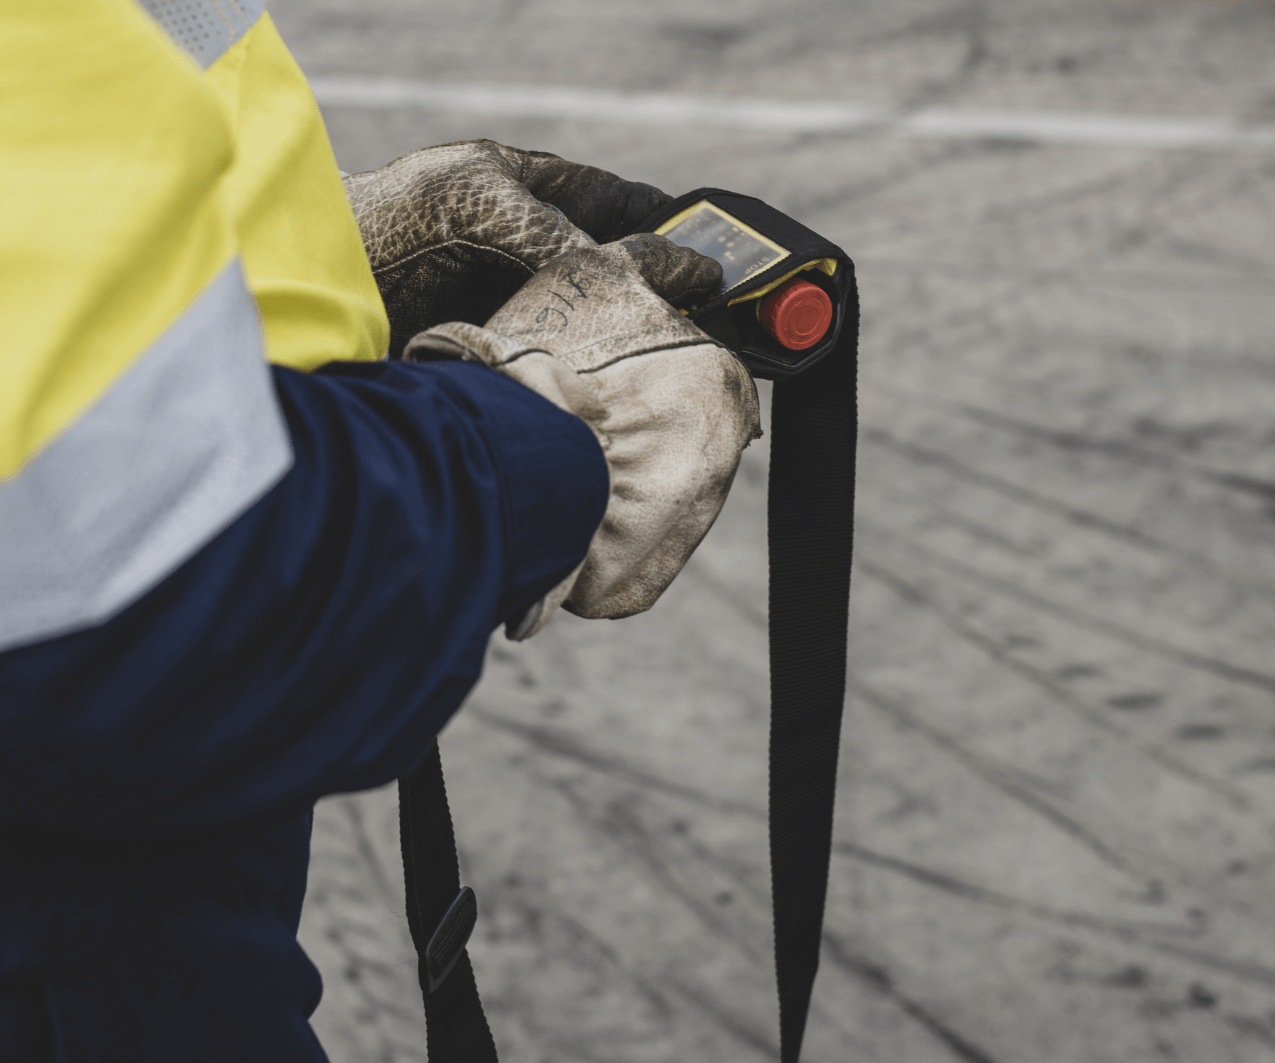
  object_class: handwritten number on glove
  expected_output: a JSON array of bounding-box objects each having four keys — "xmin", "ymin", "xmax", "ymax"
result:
[{"xmin": 536, "ymin": 269, "xmax": 593, "ymax": 331}]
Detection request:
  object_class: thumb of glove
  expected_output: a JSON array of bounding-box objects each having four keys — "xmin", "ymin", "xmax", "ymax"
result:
[
  {"xmin": 482, "ymin": 232, "xmax": 760, "ymax": 625},
  {"xmin": 612, "ymin": 233, "xmax": 724, "ymax": 310},
  {"xmin": 517, "ymin": 150, "xmax": 674, "ymax": 244}
]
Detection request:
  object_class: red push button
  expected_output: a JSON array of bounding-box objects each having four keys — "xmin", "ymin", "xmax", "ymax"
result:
[{"xmin": 758, "ymin": 278, "xmax": 833, "ymax": 351}]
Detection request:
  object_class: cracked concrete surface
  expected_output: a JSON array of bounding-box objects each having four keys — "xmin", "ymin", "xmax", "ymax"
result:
[{"xmin": 269, "ymin": 0, "xmax": 1275, "ymax": 1058}]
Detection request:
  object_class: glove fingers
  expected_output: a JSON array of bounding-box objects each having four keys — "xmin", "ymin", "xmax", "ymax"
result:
[
  {"xmin": 463, "ymin": 142, "xmax": 599, "ymax": 262},
  {"xmin": 496, "ymin": 179, "xmax": 598, "ymax": 260},
  {"xmin": 565, "ymin": 344, "xmax": 761, "ymax": 619},
  {"xmin": 607, "ymin": 233, "xmax": 724, "ymax": 310},
  {"xmin": 518, "ymin": 151, "xmax": 673, "ymax": 244}
]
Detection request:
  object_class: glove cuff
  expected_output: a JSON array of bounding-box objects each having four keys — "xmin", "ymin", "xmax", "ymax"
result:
[
  {"xmin": 403, "ymin": 321, "xmax": 547, "ymax": 368},
  {"xmin": 406, "ymin": 321, "xmax": 613, "ymax": 641}
]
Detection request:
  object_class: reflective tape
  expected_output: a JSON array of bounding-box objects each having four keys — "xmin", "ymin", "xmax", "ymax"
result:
[
  {"xmin": 138, "ymin": 0, "xmax": 265, "ymax": 68},
  {"xmin": 0, "ymin": 261, "xmax": 292, "ymax": 651}
]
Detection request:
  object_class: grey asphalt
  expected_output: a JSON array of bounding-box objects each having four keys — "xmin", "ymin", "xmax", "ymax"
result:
[{"xmin": 268, "ymin": 1, "xmax": 1275, "ymax": 1060}]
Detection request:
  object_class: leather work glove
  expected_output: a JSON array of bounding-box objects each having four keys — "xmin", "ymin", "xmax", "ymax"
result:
[
  {"xmin": 405, "ymin": 234, "xmax": 763, "ymax": 638},
  {"xmin": 343, "ymin": 140, "xmax": 671, "ymax": 358}
]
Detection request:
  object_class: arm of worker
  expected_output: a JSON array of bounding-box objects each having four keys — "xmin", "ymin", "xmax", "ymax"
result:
[
  {"xmin": 0, "ymin": 231, "xmax": 750, "ymax": 846},
  {"xmin": 0, "ymin": 4, "xmax": 612, "ymax": 841},
  {"xmin": 0, "ymin": 4, "xmax": 611, "ymax": 842},
  {"xmin": 0, "ymin": 357, "xmax": 607, "ymax": 841},
  {"xmin": 0, "ymin": 5, "xmax": 751, "ymax": 844}
]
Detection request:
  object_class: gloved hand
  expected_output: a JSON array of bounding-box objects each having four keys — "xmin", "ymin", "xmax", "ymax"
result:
[
  {"xmin": 405, "ymin": 234, "xmax": 762, "ymax": 638},
  {"xmin": 343, "ymin": 140, "xmax": 672, "ymax": 358}
]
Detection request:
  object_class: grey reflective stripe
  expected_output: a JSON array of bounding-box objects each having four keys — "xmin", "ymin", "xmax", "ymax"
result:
[
  {"xmin": 138, "ymin": 0, "xmax": 265, "ymax": 68},
  {"xmin": 0, "ymin": 261, "xmax": 292, "ymax": 651}
]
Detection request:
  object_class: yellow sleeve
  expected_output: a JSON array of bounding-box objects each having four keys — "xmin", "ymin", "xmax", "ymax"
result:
[
  {"xmin": 0, "ymin": 0, "xmax": 293, "ymax": 649},
  {"xmin": 1, "ymin": 0, "xmax": 389, "ymax": 651},
  {"xmin": 204, "ymin": 11, "xmax": 390, "ymax": 369},
  {"xmin": 0, "ymin": 0, "xmax": 239, "ymax": 475}
]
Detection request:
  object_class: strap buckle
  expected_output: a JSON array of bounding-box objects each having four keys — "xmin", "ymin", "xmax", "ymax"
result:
[{"xmin": 425, "ymin": 886, "xmax": 478, "ymax": 993}]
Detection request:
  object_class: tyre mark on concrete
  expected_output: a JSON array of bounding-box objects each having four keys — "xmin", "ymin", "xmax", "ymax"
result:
[
  {"xmin": 1133, "ymin": 940, "xmax": 1275, "ymax": 993},
  {"xmin": 864, "ymin": 399, "xmax": 1275, "ymax": 603},
  {"xmin": 863, "ymin": 425, "xmax": 1173, "ymax": 553},
  {"xmin": 850, "ymin": 678, "xmax": 1154, "ymax": 881},
  {"xmin": 376, "ymin": 1039, "xmax": 429, "ymax": 1063},
  {"xmin": 861, "ymin": 519, "xmax": 1275, "ymax": 694},
  {"xmin": 334, "ymin": 795, "xmax": 402, "ymax": 909},
  {"xmin": 548, "ymin": 767, "xmax": 1010, "ymax": 1063},
  {"xmin": 943, "ymin": 397, "xmax": 1275, "ymax": 508},
  {"xmin": 551, "ymin": 910, "xmax": 676, "ymax": 1025},
  {"xmin": 483, "ymin": 695, "xmax": 1013, "ymax": 1063},
  {"xmin": 819, "ymin": 933, "xmax": 1004, "ymax": 1063},
  {"xmin": 477, "ymin": 704, "xmax": 1275, "ymax": 1004},
  {"xmin": 839, "ymin": 841, "xmax": 1182, "ymax": 938},
  {"xmin": 329, "ymin": 960, "xmax": 424, "ymax": 1027},
  {"xmin": 921, "ymin": 505, "xmax": 1042, "ymax": 557},
  {"xmin": 524, "ymin": 773, "xmax": 786, "ymax": 1060},
  {"xmin": 857, "ymin": 255, "xmax": 1275, "ymax": 297},
  {"xmin": 680, "ymin": 781, "xmax": 1224, "ymax": 951},
  {"xmin": 827, "ymin": 122, "xmax": 1155, "ymax": 248},
  {"xmin": 849, "ymin": 676, "xmax": 1275, "ymax": 986},
  {"xmin": 323, "ymin": 913, "xmax": 402, "ymax": 947},
  {"xmin": 792, "ymin": 137, "xmax": 987, "ymax": 219},
  {"xmin": 838, "ymin": 840, "xmax": 1275, "ymax": 988},
  {"xmin": 469, "ymin": 706, "xmax": 763, "ymax": 819},
  {"xmin": 680, "ymin": 555, "xmax": 769, "ymax": 630},
  {"xmin": 1226, "ymin": 1013, "xmax": 1275, "ymax": 1052},
  {"xmin": 858, "ymin": 557, "xmax": 1250, "ymax": 810},
  {"xmin": 481, "ymin": 895, "xmax": 681, "ymax": 1061},
  {"xmin": 680, "ymin": 797, "xmax": 1275, "ymax": 1037},
  {"xmin": 304, "ymin": 798, "xmax": 427, "ymax": 1063},
  {"xmin": 474, "ymin": 705, "xmax": 1264, "ymax": 977},
  {"xmin": 659, "ymin": 977, "xmax": 780, "ymax": 1062},
  {"xmin": 547, "ymin": 773, "xmax": 770, "ymax": 963}
]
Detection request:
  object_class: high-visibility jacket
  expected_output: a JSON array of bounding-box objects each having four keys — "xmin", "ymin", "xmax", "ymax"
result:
[
  {"xmin": 0, "ymin": 3, "xmax": 608, "ymax": 1059},
  {"xmin": 2, "ymin": 0, "xmax": 390, "ymax": 650}
]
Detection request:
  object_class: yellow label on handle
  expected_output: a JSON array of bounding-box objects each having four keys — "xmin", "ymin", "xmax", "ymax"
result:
[{"xmin": 655, "ymin": 200, "xmax": 836, "ymax": 307}]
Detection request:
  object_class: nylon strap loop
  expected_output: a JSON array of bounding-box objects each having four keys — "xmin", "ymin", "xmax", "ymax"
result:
[
  {"xmin": 768, "ymin": 303, "xmax": 857, "ymax": 1060},
  {"xmin": 399, "ymin": 746, "xmax": 499, "ymax": 1062},
  {"xmin": 398, "ymin": 210, "xmax": 857, "ymax": 1063}
]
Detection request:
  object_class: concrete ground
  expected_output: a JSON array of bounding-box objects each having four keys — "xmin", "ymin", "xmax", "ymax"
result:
[{"xmin": 269, "ymin": 0, "xmax": 1275, "ymax": 1059}]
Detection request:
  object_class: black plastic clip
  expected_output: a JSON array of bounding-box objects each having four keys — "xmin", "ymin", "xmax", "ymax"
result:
[{"xmin": 425, "ymin": 886, "xmax": 478, "ymax": 993}]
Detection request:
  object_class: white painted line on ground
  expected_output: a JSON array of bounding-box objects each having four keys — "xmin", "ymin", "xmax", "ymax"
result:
[{"xmin": 309, "ymin": 77, "xmax": 1275, "ymax": 151}]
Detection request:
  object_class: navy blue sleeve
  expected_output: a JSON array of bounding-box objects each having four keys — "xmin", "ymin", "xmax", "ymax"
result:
[{"xmin": 0, "ymin": 359, "xmax": 608, "ymax": 840}]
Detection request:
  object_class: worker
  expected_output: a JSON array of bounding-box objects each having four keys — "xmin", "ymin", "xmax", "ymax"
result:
[{"xmin": 0, "ymin": 1, "xmax": 760, "ymax": 1060}]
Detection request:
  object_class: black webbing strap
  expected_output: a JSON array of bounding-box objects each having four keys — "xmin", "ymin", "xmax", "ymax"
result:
[
  {"xmin": 398, "ymin": 258, "xmax": 857, "ymax": 1063},
  {"xmin": 767, "ymin": 315, "xmax": 857, "ymax": 1062},
  {"xmin": 398, "ymin": 745, "xmax": 499, "ymax": 1062}
]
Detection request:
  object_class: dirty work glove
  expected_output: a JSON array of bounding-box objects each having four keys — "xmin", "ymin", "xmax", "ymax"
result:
[
  {"xmin": 405, "ymin": 234, "xmax": 762, "ymax": 638},
  {"xmin": 343, "ymin": 140, "xmax": 671, "ymax": 357}
]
